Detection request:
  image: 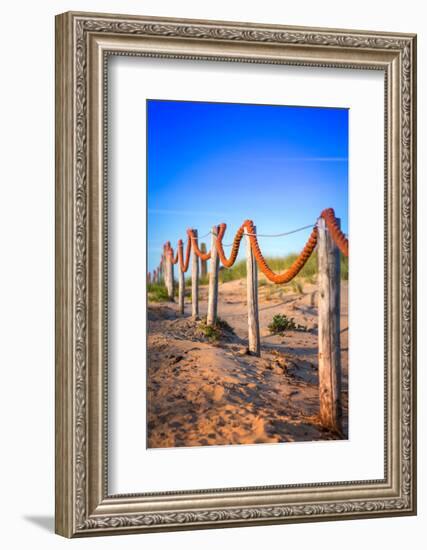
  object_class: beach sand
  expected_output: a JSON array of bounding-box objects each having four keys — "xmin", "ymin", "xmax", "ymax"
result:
[{"xmin": 147, "ymin": 279, "xmax": 348, "ymax": 448}]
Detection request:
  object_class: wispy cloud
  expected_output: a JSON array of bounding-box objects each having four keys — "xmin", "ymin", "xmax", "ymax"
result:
[
  {"xmin": 148, "ymin": 208, "xmax": 226, "ymax": 217},
  {"xmin": 223, "ymin": 156, "xmax": 348, "ymax": 166}
]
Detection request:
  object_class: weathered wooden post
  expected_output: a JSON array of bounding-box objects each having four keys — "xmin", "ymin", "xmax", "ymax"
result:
[
  {"xmin": 178, "ymin": 240, "xmax": 185, "ymax": 315},
  {"xmin": 162, "ymin": 249, "xmax": 167, "ymax": 287},
  {"xmin": 164, "ymin": 244, "xmax": 175, "ymax": 301},
  {"xmin": 191, "ymin": 229, "xmax": 199, "ymax": 318},
  {"xmin": 317, "ymin": 216, "xmax": 342, "ymax": 433},
  {"xmin": 170, "ymin": 251, "xmax": 175, "ymax": 298},
  {"xmin": 245, "ymin": 226, "xmax": 260, "ymax": 356},
  {"xmin": 207, "ymin": 226, "xmax": 219, "ymax": 326},
  {"xmin": 159, "ymin": 260, "xmax": 163, "ymax": 284},
  {"xmin": 200, "ymin": 243, "xmax": 208, "ymax": 278}
]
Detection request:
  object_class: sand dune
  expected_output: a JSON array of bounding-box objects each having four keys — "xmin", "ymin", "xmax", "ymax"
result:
[{"xmin": 147, "ymin": 279, "xmax": 348, "ymax": 448}]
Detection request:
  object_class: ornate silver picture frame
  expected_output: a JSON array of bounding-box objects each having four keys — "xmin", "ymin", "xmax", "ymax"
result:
[{"xmin": 55, "ymin": 11, "xmax": 417, "ymax": 537}]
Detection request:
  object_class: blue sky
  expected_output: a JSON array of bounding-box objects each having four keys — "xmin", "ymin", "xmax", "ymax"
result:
[{"xmin": 147, "ymin": 100, "xmax": 348, "ymax": 273}]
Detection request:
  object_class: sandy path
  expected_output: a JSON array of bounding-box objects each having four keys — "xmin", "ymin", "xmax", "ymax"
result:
[{"xmin": 147, "ymin": 279, "xmax": 348, "ymax": 448}]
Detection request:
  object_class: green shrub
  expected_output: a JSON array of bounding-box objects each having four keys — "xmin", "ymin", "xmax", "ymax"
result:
[
  {"xmin": 268, "ymin": 314, "xmax": 307, "ymax": 334},
  {"xmin": 198, "ymin": 322, "xmax": 221, "ymax": 341},
  {"xmin": 197, "ymin": 316, "xmax": 234, "ymax": 341}
]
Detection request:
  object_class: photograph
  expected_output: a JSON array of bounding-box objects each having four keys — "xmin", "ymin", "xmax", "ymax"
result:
[
  {"xmin": 53, "ymin": 9, "xmax": 416, "ymax": 538},
  {"xmin": 146, "ymin": 99, "xmax": 349, "ymax": 449}
]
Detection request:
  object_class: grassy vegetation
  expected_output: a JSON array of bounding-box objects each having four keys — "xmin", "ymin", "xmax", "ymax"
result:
[
  {"xmin": 197, "ymin": 321, "xmax": 220, "ymax": 341},
  {"xmin": 147, "ymin": 283, "xmax": 171, "ymax": 302},
  {"xmin": 219, "ymin": 251, "xmax": 348, "ymax": 284},
  {"xmin": 148, "ymin": 250, "xmax": 348, "ymax": 303},
  {"xmin": 197, "ymin": 316, "xmax": 235, "ymax": 341},
  {"xmin": 219, "ymin": 260, "xmax": 247, "ymax": 283},
  {"xmin": 340, "ymin": 254, "xmax": 349, "ymax": 280},
  {"xmin": 268, "ymin": 314, "xmax": 308, "ymax": 334},
  {"xmin": 185, "ymin": 274, "xmax": 209, "ymax": 287},
  {"xmin": 291, "ymin": 279, "xmax": 304, "ymax": 295}
]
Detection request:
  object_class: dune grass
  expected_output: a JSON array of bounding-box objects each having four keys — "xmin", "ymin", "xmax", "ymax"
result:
[
  {"xmin": 147, "ymin": 283, "xmax": 171, "ymax": 302},
  {"xmin": 185, "ymin": 274, "xmax": 209, "ymax": 287},
  {"xmin": 149, "ymin": 252, "xmax": 348, "ymax": 303},
  {"xmin": 219, "ymin": 251, "xmax": 348, "ymax": 284}
]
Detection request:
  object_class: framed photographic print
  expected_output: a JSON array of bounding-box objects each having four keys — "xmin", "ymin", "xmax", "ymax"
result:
[{"xmin": 55, "ymin": 11, "xmax": 417, "ymax": 537}]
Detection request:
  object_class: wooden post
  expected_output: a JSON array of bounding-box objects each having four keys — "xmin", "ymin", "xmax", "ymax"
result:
[
  {"xmin": 170, "ymin": 254, "xmax": 175, "ymax": 298},
  {"xmin": 317, "ymin": 216, "xmax": 342, "ymax": 433},
  {"xmin": 200, "ymin": 243, "xmax": 208, "ymax": 278},
  {"xmin": 207, "ymin": 226, "xmax": 219, "ymax": 326},
  {"xmin": 245, "ymin": 226, "xmax": 260, "ymax": 356},
  {"xmin": 159, "ymin": 261, "xmax": 163, "ymax": 284},
  {"xmin": 164, "ymin": 246, "xmax": 174, "ymax": 301},
  {"xmin": 147, "ymin": 272, "xmax": 151, "ymax": 285},
  {"xmin": 191, "ymin": 229, "xmax": 199, "ymax": 318},
  {"xmin": 178, "ymin": 241, "xmax": 185, "ymax": 314}
]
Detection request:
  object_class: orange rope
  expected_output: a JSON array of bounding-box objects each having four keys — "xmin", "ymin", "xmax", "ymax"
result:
[
  {"xmin": 170, "ymin": 248, "xmax": 179, "ymax": 265},
  {"xmin": 320, "ymin": 208, "xmax": 348, "ymax": 257},
  {"xmin": 162, "ymin": 208, "xmax": 348, "ymax": 283},
  {"xmin": 187, "ymin": 229, "xmax": 211, "ymax": 261},
  {"xmin": 178, "ymin": 236, "xmax": 192, "ymax": 273},
  {"xmin": 216, "ymin": 223, "xmax": 245, "ymax": 268},
  {"xmin": 164, "ymin": 242, "xmax": 179, "ymax": 265},
  {"xmin": 243, "ymin": 220, "xmax": 318, "ymax": 284}
]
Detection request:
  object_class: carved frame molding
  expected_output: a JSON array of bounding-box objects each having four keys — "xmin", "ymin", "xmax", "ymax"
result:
[{"xmin": 55, "ymin": 12, "xmax": 416, "ymax": 537}]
